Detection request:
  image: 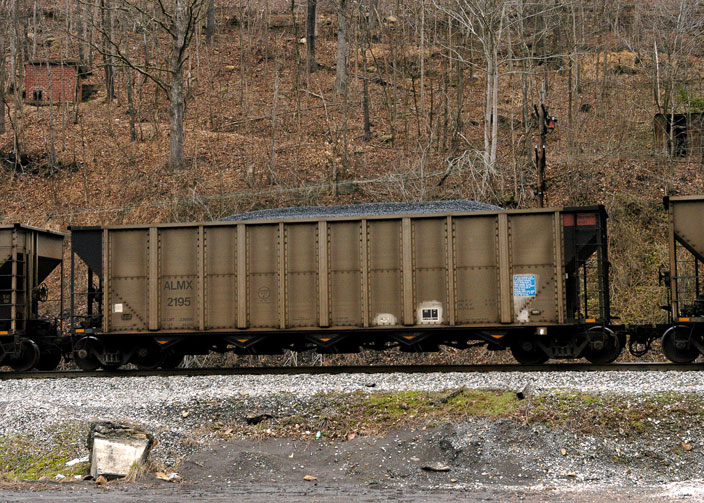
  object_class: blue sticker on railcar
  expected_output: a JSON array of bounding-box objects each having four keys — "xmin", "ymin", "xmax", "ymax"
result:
[{"xmin": 513, "ymin": 274, "xmax": 536, "ymax": 297}]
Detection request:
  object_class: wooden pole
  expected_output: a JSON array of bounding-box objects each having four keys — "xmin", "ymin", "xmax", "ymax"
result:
[{"xmin": 535, "ymin": 87, "xmax": 547, "ymax": 208}]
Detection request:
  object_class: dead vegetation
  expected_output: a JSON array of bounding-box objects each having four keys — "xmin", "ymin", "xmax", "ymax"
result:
[
  {"xmin": 200, "ymin": 389, "xmax": 704, "ymax": 443},
  {"xmin": 0, "ymin": 0, "xmax": 702, "ymax": 332}
]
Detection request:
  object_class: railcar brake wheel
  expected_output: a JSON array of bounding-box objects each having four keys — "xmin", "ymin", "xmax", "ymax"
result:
[
  {"xmin": 73, "ymin": 336, "xmax": 101, "ymax": 371},
  {"xmin": 9, "ymin": 338, "xmax": 40, "ymax": 371},
  {"xmin": 584, "ymin": 328, "xmax": 622, "ymax": 364},
  {"xmin": 35, "ymin": 344, "xmax": 62, "ymax": 371},
  {"xmin": 662, "ymin": 326, "xmax": 700, "ymax": 363},
  {"xmin": 510, "ymin": 340, "xmax": 548, "ymax": 365}
]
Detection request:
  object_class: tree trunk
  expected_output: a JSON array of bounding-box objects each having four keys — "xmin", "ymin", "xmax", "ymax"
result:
[
  {"xmin": 306, "ymin": 0, "xmax": 317, "ymax": 72},
  {"xmin": 0, "ymin": 29, "xmax": 5, "ymax": 135},
  {"xmin": 169, "ymin": 0, "xmax": 187, "ymax": 171},
  {"xmin": 125, "ymin": 67, "xmax": 136, "ymax": 141},
  {"xmin": 101, "ymin": 0, "xmax": 114, "ymax": 102},
  {"xmin": 368, "ymin": 0, "xmax": 379, "ymax": 33},
  {"xmin": 76, "ymin": 0, "xmax": 87, "ymax": 63},
  {"xmin": 46, "ymin": 60, "xmax": 56, "ymax": 169},
  {"xmin": 489, "ymin": 48, "xmax": 499, "ymax": 171},
  {"xmin": 205, "ymin": 0, "xmax": 215, "ymax": 45},
  {"xmin": 9, "ymin": 0, "xmax": 24, "ymax": 167},
  {"xmin": 361, "ymin": 21, "xmax": 371, "ymax": 141},
  {"xmin": 483, "ymin": 51, "xmax": 493, "ymax": 170},
  {"xmin": 335, "ymin": 0, "xmax": 347, "ymax": 92}
]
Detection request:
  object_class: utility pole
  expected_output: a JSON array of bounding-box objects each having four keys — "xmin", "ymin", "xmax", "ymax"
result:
[
  {"xmin": 535, "ymin": 104, "xmax": 546, "ymax": 208},
  {"xmin": 534, "ymin": 84, "xmax": 550, "ymax": 208}
]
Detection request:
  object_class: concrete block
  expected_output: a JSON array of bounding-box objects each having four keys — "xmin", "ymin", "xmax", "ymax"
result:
[{"xmin": 88, "ymin": 421, "xmax": 154, "ymax": 479}]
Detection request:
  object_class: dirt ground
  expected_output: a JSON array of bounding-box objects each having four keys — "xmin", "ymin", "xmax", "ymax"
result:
[{"xmin": 1, "ymin": 420, "xmax": 703, "ymax": 503}]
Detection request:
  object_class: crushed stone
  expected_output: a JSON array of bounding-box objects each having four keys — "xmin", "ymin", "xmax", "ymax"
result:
[{"xmin": 222, "ymin": 200, "xmax": 500, "ymax": 221}]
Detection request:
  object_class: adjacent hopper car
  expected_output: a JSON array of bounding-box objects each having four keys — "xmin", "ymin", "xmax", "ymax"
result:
[
  {"xmin": 0, "ymin": 225, "xmax": 65, "ymax": 371},
  {"xmin": 0, "ymin": 196, "xmax": 702, "ymax": 371},
  {"xmin": 658, "ymin": 196, "xmax": 704, "ymax": 362}
]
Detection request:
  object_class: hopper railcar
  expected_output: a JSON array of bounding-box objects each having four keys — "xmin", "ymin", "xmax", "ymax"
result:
[
  {"xmin": 67, "ymin": 204, "xmax": 618, "ymax": 369},
  {"xmin": 656, "ymin": 196, "xmax": 704, "ymax": 363},
  {"xmin": 0, "ymin": 224, "xmax": 66, "ymax": 371}
]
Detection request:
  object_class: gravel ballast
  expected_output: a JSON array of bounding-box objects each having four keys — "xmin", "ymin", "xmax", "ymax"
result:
[{"xmin": 1, "ymin": 370, "xmax": 703, "ymax": 439}]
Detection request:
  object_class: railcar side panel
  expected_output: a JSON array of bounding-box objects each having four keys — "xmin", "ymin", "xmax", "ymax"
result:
[
  {"xmin": 247, "ymin": 224, "xmax": 279, "ymax": 328},
  {"xmin": 413, "ymin": 217, "xmax": 448, "ymax": 326},
  {"xmin": 107, "ymin": 230, "xmax": 149, "ymax": 332},
  {"xmin": 368, "ymin": 220, "xmax": 402, "ymax": 327},
  {"xmin": 286, "ymin": 223, "xmax": 319, "ymax": 328},
  {"xmin": 509, "ymin": 213, "xmax": 559, "ymax": 324},
  {"xmin": 159, "ymin": 228, "xmax": 199, "ymax": 330},
  {"xmin": 454, "ymin": 215, "xmax": 500, "ymax": 324},
  {"xmin": 328, "ymin": 221, "xmax": 362, "ymax": 327},
  {"xmin": 204, "ymin": 226, "xmax": 238, "ymax": 329}
]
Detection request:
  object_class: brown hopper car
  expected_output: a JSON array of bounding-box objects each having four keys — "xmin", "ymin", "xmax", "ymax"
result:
[
  {"xmin": 0, "ymin": 224, "xmax": 65, "ymax": 371},
  {"xmin": 68, "ymin": 204, "xmax": 617, "ymax": 369},
  {"xmin": 657, "ymin": 195, "xmax": 704, "ymax": 362}
]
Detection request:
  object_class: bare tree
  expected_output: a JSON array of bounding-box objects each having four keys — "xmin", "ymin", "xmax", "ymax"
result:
[
  {"xmin": 8, "ymin": 0, "xmax": 26, "ymax": 167},
  {"xmin": 306, "ymin": 0, "xmax": 317, "ymax": 72},
  {"xmin": 205, "ymin": 0, "xmax": 214, "ymax": 44},
  {"xmin": 437, "ymin": 0, "xmax": 508, "ymax": 174},
  {"xmin": 100, "ymin": 0, "xmax": 115, "ymax": 102},
  {"xmin": 335, "ymin": 0, "xmax": 348, "ymax": 92},
  {"xmin": 0, "ymin": 9, "xmax": 6, "ymax": 135},
  {"xmin": 93, "ymin": 0, "xmax": 205, "ymax": 171}
]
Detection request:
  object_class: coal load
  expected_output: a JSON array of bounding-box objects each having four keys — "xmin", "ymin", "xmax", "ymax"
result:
[{"xmin": 223, "ymin": 200, "xmax": 500, "ymax": 222}]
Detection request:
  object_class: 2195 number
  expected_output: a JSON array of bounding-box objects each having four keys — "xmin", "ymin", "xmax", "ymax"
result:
[{"xmin": 167, "ymin": 296, "xmax": 191, "ymax": 307}]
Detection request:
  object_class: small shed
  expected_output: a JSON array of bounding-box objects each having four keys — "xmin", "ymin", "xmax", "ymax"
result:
[
  {"xmin": 24, "ymin": 60, "xmax": 84, "ymax": 104},
  {"xmin": 654, "ymin": 112, "xmax": 704, "ymax": 158}
]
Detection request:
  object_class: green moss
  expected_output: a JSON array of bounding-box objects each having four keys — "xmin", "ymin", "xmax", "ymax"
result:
[
  {"xmin": 359, "ymin": 389, "xmax": 518, "ymax": 419},
  {"xmin": 0, "ymin": 423, "xmax": 89, "ymax": 481},
  {"xmin": 518, "ymin": 392, "xmax": 704, "ymax": 437}
]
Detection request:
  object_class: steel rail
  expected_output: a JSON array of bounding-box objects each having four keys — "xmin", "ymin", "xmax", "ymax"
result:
[{"xmin": 0, "ymin": 362, "xmax": 702, "ymax": 380}]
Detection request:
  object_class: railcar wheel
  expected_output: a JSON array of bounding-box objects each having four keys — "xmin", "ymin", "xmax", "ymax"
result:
[
  {"xmin": 510, "ymin": 340, "xmax": 548, "ymax": 365},
  {"xmin": 584, "ymin": 327, "xmax": 622, "ymax": 364},
  {"xmin": 161, "ymin": 348, "xmax": 184, "ymax": 369},
  {"xmin": 9, "ymin": 338, "xmax": 40, "ymax": 371},
  {"xmin": 35, "ymin": 344, "xmax": 63, "ymax": 371},
  {"xmin": 73, "ymin": 336, "xmax": 101, "ymax": 371},
  {"xmin": 662, "ymin": 326, "xmax": 700, "ymax": 363},
  {"xmin": 132, "ymin": 341, "xmax": 165, "ymax": 370}
]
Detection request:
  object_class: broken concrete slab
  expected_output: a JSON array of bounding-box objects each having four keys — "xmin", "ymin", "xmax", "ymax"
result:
[{"xmin": 87, "ymin": 421, "xmax": 154, "ymax": 479}]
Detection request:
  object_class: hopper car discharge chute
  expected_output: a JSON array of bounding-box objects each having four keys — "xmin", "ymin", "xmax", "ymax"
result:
[{"xmin": 67, "ymin": 203, "xmax": 618, "ymax": 369}]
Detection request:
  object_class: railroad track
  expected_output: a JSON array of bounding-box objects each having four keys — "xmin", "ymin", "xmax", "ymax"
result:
[{"xmin": 1, "ymin": 362, "xmax": 702, "ymax": 380}]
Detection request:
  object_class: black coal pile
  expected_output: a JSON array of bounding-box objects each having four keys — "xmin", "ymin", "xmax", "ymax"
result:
[{"xmin": 222, "ymin": 200, "xmax": 500, "ymax": 222}]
